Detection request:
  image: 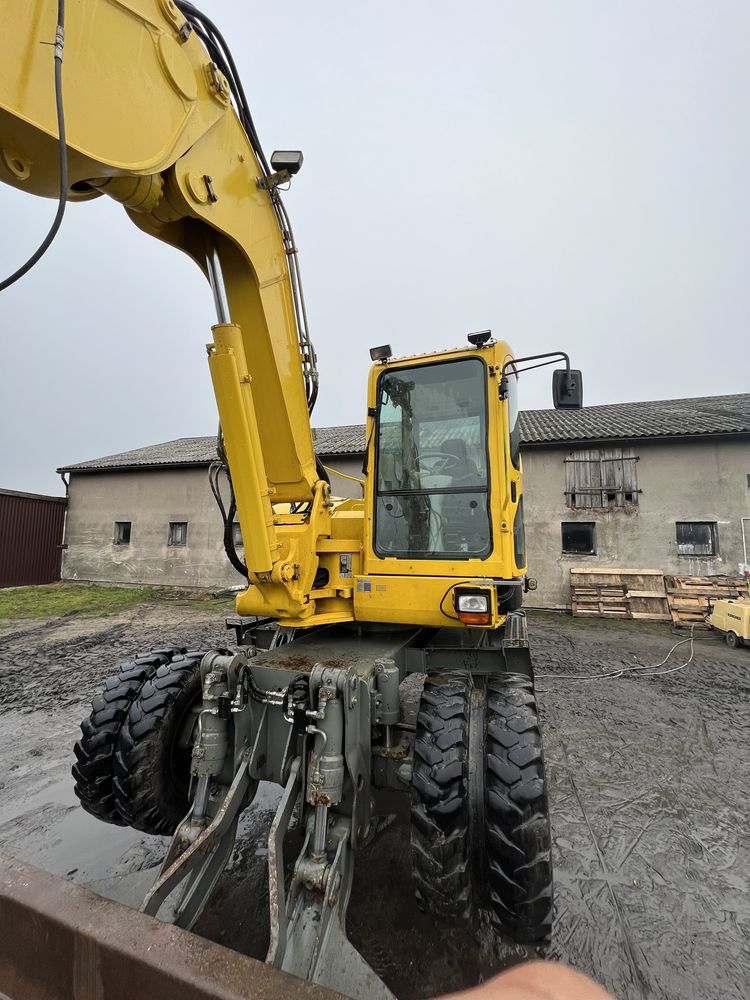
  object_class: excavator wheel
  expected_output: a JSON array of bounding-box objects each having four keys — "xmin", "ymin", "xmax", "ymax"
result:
[
  {"xmin": 410, "ymin": 670, "xmax": 553, "ymax": 945},
  {"xmin": 72, "ymin": 648, "xmax": 187, "ymax": 825},
  {"xmin": 484, "ymin": 673, "xmax": 553, "ymax": 944},
  {"xmin": 113, "ymin": 651, "xmax": 207, "ymax": 836},
  {"xmin": 410, "ymin": 672, "xmax": 473, "ymax": 924}
]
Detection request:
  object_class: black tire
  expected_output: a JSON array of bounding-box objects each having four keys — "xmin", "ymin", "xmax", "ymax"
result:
[
  {"xmin": 410, "ymin": 671, "xmax": 553, "ymax": 946},
  {"xmin": 726, "ymin": 631, "xmax": 738, "ymax": 649},
  {"xmin": 485, "ymin": 674, "xmax": 553, "ymax": 944},
  {"xmin": 113, "ymin": 651, "xmax": 205, "ymax": 835},
  {"xmin": 410, "ymin": 673, "xmax": 472, "ymax": 924},
  {"xmin": 72, "ymin": 648, "xmax": 186, "ymax": 825}
]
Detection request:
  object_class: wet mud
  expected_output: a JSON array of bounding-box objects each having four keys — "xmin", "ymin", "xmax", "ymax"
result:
[{"xmin": 0, "ymin": 605, "xmax": 748, "ymax": 998}]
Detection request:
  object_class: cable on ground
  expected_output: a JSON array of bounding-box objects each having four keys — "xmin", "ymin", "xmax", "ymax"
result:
[{"xmin": 536, "ymin": 623, "xmax": 712, "ymax": 683}]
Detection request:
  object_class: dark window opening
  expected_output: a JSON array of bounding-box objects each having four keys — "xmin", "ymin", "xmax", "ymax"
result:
[
  {"xmin": 676, "ymin": 521, "xmax": 717, "ymax": 556},
  {"xmin": 232, "ymin": 522, "xmax": 243, "ymax": 547},
  {"xmin": 168, "ymin": 521, "xmax": 188, "ymax": 546},
  {"xmin": 562, "ymin": 522, "xmax": 596, "ymax": 555},
  {"xmin": 114, "ymin": 521, "xmax": 131, "ymax": 545}
]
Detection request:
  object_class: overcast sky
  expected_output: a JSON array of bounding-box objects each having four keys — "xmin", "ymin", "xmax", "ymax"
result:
[{"xmin": 1, "ymin": 0, "xmax": 748, "ymax": 495}]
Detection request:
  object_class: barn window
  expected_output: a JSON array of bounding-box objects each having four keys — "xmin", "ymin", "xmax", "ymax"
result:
[
  {"xmin": 168, "ymin": 521, "xmax": 188, "ymax": 546},
  {"xmin": 113, "ymin": 521, "xmax": 131, "ymax": 545},
  {"xmin": 562, "ymin": 522, "xmax": 596, "ymax": 554},
  {"xmin": 232, "ymin": 522, "xmax": 243, "ymax": 547},
  {"xmin": 676, "ymin": 522, "xmax": 717, "ymax": 556},
  {"xmin": 564, "ymin": 448, "xmax": 639, "ymax": 508}
]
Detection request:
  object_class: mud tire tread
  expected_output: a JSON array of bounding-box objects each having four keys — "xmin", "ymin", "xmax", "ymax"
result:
[
  {"xmin": 410, "ymin": 672, "xmax": 472, "ymax": 924},
  {"xmin": 113, "ymin": 651, "xmax": 205, "ymax": 835},
  {"xmin": 485, "ymin": 673, "xmax": 553, "ymax": 944},
  {"xmin": 71, "ymin": 648, "xmax": 186, "ymax": 825}
]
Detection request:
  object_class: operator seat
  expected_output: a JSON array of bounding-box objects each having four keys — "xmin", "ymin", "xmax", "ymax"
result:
[{"xmin": 442, "ymin": 438, "xmax": 480, "ymax": 486}]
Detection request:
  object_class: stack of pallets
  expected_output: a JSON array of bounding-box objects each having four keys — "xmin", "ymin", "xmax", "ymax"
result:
[
  {"xmin": 570, "ymin": 568, "xmax": 671, "ymax": 621},
  {"xmin": 664, "ymin": 575, "xmax": 747, "ymax": 629}
]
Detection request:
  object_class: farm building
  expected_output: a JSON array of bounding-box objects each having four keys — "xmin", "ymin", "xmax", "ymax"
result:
[{"xmin": 57, "ymin": 393, "xmax": 750, "ymax": 608}]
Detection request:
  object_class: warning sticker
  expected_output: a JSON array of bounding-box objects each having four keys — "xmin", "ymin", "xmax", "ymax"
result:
[{"xmin": 356, "ymin": 579, "xmax": 372, "ymax": 593}]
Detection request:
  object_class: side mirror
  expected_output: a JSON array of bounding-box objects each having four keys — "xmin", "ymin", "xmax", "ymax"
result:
[{"xmin": 552, "ymin": 369, "xmax": 583, "ymax": 409}]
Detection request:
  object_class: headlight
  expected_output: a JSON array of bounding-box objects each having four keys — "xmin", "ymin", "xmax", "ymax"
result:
[
  {"xmin": 452, "ymin": 586, "xmax": 494, "ymax": 625},
  {"xmin": 456, "ymin": 594, "xmax": 489, "ymax": 613}
]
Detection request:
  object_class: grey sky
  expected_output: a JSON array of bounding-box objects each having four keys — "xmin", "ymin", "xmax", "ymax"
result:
[{"xmin": 1, "ymin": 0, "xmax": 748, "ymax": 495}]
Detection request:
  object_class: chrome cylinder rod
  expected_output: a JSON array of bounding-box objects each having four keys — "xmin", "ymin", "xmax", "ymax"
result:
[
  {"xmin": 205, "ymin": 237, "xmax": 230, "ymax": 325},
  {"xmin": 311, "ymin": 803, "xmax": 328, "ymax": 860}
]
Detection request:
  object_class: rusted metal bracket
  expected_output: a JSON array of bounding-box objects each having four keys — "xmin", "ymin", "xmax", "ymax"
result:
[
  {"xmin": 142, "ymin": 755, "xmax": 251, "ymax": 927},
  {"xmin": 266, "ymin": 756, "xmax": 302, "ymax": 965},
  {"xmin": 270, "ymin": 812, "xmax": 394, "ymax": 1000}
]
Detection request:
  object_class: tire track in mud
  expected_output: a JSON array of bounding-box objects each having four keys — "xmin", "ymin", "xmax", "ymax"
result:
[
  {"xmin": 1, "ymin": 608, "xmax": 749, "ymax": 998},
  {"xmin": 533, "ymin": 614, "xmax": 750, "ymax": 1000}
]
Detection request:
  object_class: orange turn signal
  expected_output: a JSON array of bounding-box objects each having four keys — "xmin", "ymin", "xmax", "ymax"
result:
[{"xmin": 457, "ymin": 610, "xmax": 492, "ymax": 625}]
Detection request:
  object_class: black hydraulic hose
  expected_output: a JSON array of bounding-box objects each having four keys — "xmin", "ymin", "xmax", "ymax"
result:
[
  {"xmin": 0, "ymin": 0, "xmax": 67, "ymax": 292},
  {"xmin": 174, "ymin": 0, "xmax": 269, "ymax": 173},
  {"xmin": 208, "ymin": 462, "xmax": 248, "ymax": 578},
  {"xmin": 224, "ymin": 494, "xmax": 249, "ymax": 578}
]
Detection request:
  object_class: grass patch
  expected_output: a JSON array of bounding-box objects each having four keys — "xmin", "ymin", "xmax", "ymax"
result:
[{"xmin": 0, "ymin": 583, "xmax": 157, "ymax": 621}]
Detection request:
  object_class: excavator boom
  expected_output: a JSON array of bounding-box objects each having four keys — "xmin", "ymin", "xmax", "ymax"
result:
[{"xmin": 1, "ymin": 0, "xmax": 336, "ymax": 618}]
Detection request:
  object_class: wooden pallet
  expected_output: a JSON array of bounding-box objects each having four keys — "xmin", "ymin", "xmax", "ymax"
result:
[
  {"xmin": 665, "ymin": 575, "xmax": 747, "ymax": 628},
  {"xmin": 570, "ymin": 568, "xmax": 671, "ymax": 622},
  {"xmin": 571, "ymin": 583, "xmax": 630, "ymax": 618}
]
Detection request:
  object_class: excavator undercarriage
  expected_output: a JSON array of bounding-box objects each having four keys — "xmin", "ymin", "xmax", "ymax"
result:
[{"xmin": 73, "ymin": 614, "xmax": 551, "ymax": 999}]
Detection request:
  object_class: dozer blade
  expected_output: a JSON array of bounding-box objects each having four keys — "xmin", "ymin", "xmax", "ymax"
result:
[{"xmin": 0, "ymin": 854, "xmax": 343, "ymax": 1000}]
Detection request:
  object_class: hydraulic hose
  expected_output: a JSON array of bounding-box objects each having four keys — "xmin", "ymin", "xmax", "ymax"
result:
[{"xmin": 0, "ymin": 0, "xmax": 67, "ymax": 291}]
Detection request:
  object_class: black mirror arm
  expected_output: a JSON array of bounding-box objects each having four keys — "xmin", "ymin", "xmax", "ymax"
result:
[{"xmin": 498, "ymin": 351, "xmax": 571, "ymax": 399}]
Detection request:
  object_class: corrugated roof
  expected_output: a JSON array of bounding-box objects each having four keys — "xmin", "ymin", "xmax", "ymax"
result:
[
  {"xmin": 519, "ymin": 392, "xmax": 750, "ymax": 444},
  {"xmin": 58, "ymin": 426, "xmax": 367, "ymax": 473},
  {"xmin": 313, "ymin": 425, "xmax": 366, "ymax": 455},
  {"xmin": 58, "ymin": 392, "xmax": 750, "ymax": 473}
]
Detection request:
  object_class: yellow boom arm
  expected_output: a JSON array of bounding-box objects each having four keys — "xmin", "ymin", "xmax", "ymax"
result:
[{"xmin": 0, "ymin": 0, "xmax": 330, "ymax": 618}]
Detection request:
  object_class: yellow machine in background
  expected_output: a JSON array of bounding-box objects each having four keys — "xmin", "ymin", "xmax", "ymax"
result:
[
  {"xmin": 1, "ymin": 3, "xmax": 584, "ymax": 997},
  {"xmin": 709, "ymin": 599, "xmax": 750, "ymax": 648}
]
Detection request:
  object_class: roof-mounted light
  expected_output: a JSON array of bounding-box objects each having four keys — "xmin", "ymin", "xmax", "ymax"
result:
[
  {"xmin": 466, "ymin": 330, "xmax": 492, "ymax": 347},
  {"xmin": 369, "ymin": 344, "xmax": 392, "ymax": 363},
  {"xmin": 467, "ymin": 330, "xmax": 492, "ymax": 348}
]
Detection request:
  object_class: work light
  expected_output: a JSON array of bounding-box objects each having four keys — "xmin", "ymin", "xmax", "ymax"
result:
[
  {"xmin": 467, "ymin": 330, "xmax": 492, "ymax": 348},
  {"xmin": 456, "ymin": 594, "xmax": 489, "ymax": 613},
  {"xmin": 369, "ymin": 344, "xmax": 392, "ymax": 362},
  {"xmin": 270, "ymin": 150, "xmax": 304, "ymax": 175},
  {"xmin": 453, "ymin": 586, "xmax": 493, "ymax": 625}
]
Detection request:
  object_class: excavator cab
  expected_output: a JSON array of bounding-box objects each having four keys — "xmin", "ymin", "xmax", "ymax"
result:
[{"xmin": 357, "ymin": 336, "xmax": 581, "ymax": 630}]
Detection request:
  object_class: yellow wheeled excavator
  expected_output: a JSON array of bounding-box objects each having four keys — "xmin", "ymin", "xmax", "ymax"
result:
[{"xmin": 0, "ymin": 3, "xmax": 583, "ymax": 997}]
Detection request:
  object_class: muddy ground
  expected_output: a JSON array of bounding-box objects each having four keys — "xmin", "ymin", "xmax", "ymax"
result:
[{"xmin": 0, "ymin": 602, "xmax": 748, "ymax": 999}]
